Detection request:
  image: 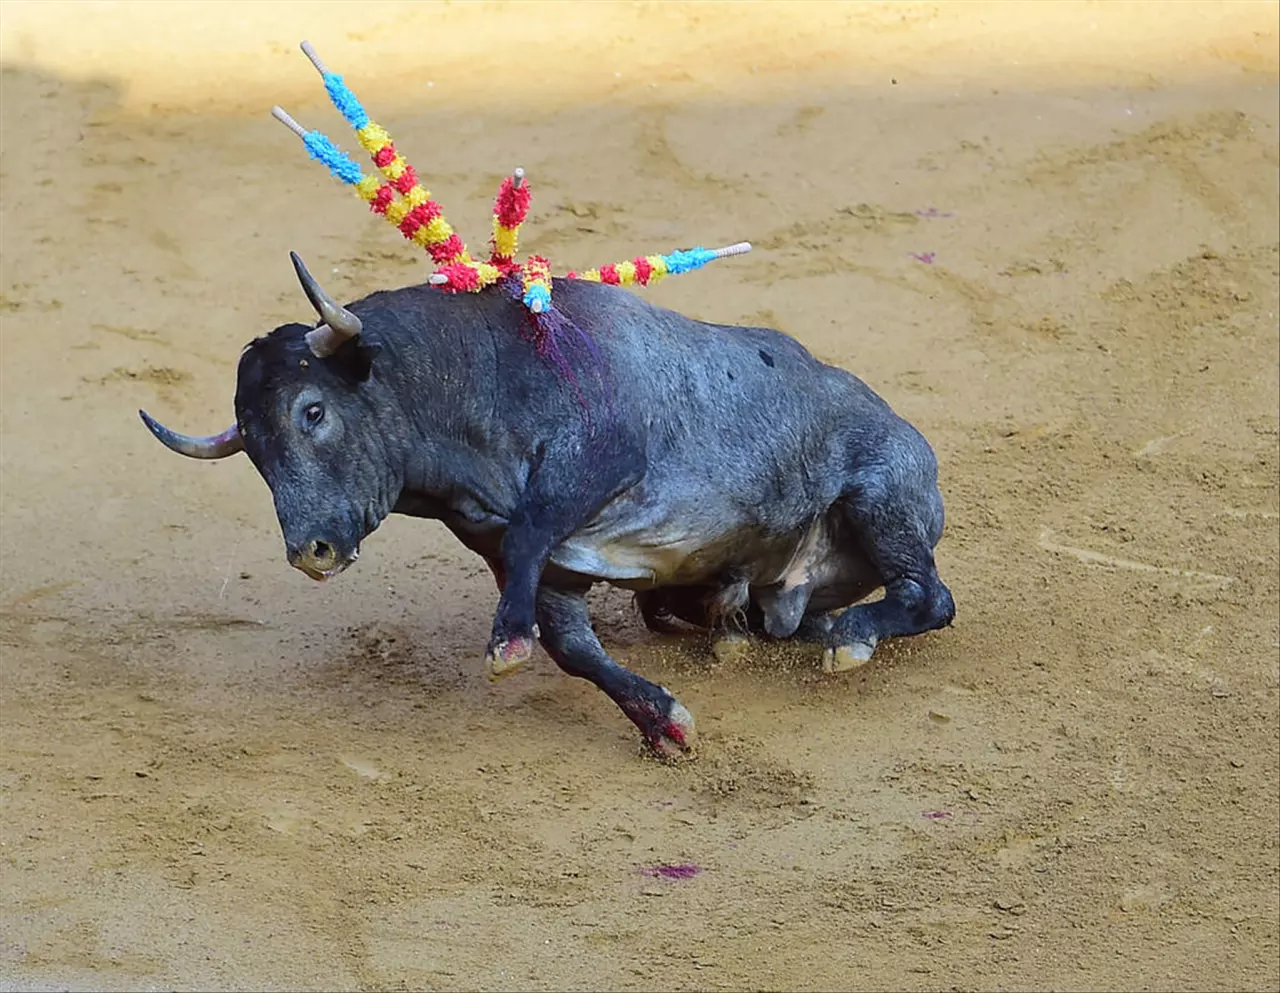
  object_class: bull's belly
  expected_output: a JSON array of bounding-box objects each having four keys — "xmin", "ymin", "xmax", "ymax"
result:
[
  {"xmin": 550, "ymin": 469, "xmax": 811, "ymax": 586},
  {"xmin": 549, "ymin": 501, "xmax": 859, "ymax": 596},
  {"xmin": 549, "ymin": 529, "xmax": 750, "ymax": 589}
]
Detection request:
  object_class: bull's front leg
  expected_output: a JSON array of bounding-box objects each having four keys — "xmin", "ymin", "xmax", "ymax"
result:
[
  {"xmin": 485, "ymin": 431, "xmax": 644, "ymax": 679},
  {"xmin": 536, "ymin": 585, "xmax": 695, "ymax": 759}
]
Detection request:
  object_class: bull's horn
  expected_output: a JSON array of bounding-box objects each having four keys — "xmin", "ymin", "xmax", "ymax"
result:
[
  {"xmin": 289, "ymin": 251, "xmax": 362, "ymax": 357},
  {"xmin": 139, "ymin": 410, "xmax": 244, "ymax": 459}
]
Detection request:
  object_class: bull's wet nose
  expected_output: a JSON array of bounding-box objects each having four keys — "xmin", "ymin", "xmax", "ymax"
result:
[
  {"xmin": 289, "ymin": 538, "xmax": 338, "ymax": 572},
  {"xmin": 307, "ymin": 540, "xmax": 337, "ymax": 567}
]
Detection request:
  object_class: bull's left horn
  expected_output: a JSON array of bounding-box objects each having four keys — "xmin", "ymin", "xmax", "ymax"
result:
[
  {"xmin": 289, "ymin": 251, "xmax": 363, "ymax": 357},
  {"xmin": 139, "ymin": 410, "xmax": 244, "ymax": 459}
]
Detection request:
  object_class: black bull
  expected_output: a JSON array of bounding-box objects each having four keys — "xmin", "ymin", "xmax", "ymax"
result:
[{"xmin": 141, "ymin": 256, "xmax": 955, "ymax": 757}]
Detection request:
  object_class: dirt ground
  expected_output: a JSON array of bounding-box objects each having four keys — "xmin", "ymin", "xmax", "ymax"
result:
[{"xmin": 2, "ymin": 2, "xmax": 1278, "ymax": 990}]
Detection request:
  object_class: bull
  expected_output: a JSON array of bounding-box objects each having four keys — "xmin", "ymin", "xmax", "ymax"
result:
[{"xmin": 141, "ymin": 252, "xmax": 955, "ymax": 757}]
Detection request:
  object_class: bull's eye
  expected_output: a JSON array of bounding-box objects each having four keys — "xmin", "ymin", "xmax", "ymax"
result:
[{"xmin": 303, "ymin": 403, "xmax": 325, "ymax": 427}]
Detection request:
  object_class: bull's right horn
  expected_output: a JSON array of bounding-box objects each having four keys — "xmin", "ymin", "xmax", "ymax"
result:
[
  {"xmin": 290, "ymin": 251, "xmax": 363, "ymax": 357},
  {"xmin": 139, "ymin": 410, "xmax": 244, "ymax": 459}
]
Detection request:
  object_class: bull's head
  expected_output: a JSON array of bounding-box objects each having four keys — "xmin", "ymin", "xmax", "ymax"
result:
[{"xmin": 140, "ymin": 253, "xmax": 396, "ymax": 581}]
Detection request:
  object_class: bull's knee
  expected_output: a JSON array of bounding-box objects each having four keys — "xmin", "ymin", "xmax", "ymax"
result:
[
  {"xmin": 927, "ymin": 580, "xmax": 956, "ymax": 630},
  {"xmin": 887, "ymin": 575, "xmax": 955, "ymax": 632}
]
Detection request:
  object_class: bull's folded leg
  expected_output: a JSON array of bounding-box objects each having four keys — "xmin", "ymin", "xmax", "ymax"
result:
[
  {"xmin": 536, "ymin": 585, "xmax": 695, "ymax": 759},
  {"xmin": 636, "ymin": 586, "xmax": 836, "ymax": 650},
  {"xmin": 486, "ymin": 432, "xmax": 644, "ymax": 680},
  {"xmin": 706, "ymin": 574, "xmax": 753, "ymax": 664},
  {"xmin": 823, "ymin": 573, "xmax": 955, "ymax": 672},
  {"xmin": 793, "ymin": 609, "xmax": 836, "ymax": 644},
  {"xmin": 822, "ymin": 482, "xmax": 955, "ymax": 673}
]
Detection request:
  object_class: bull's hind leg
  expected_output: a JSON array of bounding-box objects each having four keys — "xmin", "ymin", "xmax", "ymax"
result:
[
  {"xmin": 537, "ymin": 586, "xmax": 695, "ymax": 759},
  {"xmin": 794, "ymin": 610, "xmax": 836, "ymax": 644},
  {"xmin": 705, "ymin": 574, "xmax": 756, "ymax": 664},
  {"xmin": 823, "ymin": 449, "xmax": 955, "ymax": 673},
  {"xmin": 634, "ymin": 583, "xmax": 758, "ymax": 665}
]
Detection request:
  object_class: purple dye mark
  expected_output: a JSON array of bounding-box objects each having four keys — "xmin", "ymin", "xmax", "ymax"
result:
[
  {"xmin": 915, "ymin": 207, "xmax": 954, "ymax": 219},
  {"xmin": 638, "ymin": 863, "xmax": 702, "ymax": 880},
  {"xmin": 499, "ymin": 274, "xmax": 603, "ymax": 418},
  {"xmin": 908, "ymin": 252, "xmax": 936, "ymax": 265},
  {"xmin": 921, "ymin": 810, "xmax": 953, "ymax": 820}
]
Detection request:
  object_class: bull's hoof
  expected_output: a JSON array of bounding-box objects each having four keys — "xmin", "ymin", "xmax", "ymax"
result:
[
  {"xmin": 646, "ymin": 697, "xmax": 697, "ymax": 762},
  {"xmin": 485, "ymin": 627, "xmax": 539, "ymax": 682},
  {"xmin": 710, "ymin": 633, "xmax": 752, "ymax": 666},
  {"xmin": 821, "ymin": 640, "xmax": 876, "ymax": 674},
  {"xmin": 622, "ymin": 688, "xmax": 697, "ymax": 762}
]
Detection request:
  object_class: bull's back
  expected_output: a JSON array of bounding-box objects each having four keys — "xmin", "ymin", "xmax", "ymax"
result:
[{"xmin": 561, "ymin": 280, "xmax": 896, "ymax": 483}]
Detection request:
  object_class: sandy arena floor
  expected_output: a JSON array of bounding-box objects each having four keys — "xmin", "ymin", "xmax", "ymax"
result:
[{"xmin": 1, "ymin": 2, "xmax": 1278, "ymax": 990}]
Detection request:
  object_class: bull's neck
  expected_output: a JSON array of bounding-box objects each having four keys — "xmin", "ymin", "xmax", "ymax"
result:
[{"xmin": 373, "ymin": 294, "xmax": 531, "ymax": 511}]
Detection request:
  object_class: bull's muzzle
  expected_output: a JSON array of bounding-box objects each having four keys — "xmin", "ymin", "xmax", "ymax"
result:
[{"xmin": 287, "ymin": 538, "xmax": 357, "ymax": 581}]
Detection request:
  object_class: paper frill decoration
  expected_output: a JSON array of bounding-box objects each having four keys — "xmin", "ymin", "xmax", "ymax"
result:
[{"xmin": 271, "ymin": 41, "xmax": 751, "ymax": 380}]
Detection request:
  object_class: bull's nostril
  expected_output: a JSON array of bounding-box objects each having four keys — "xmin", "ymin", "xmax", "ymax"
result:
[{"xmin": 311, "ymin": 540, "xmax": 334, "ymax": 562}]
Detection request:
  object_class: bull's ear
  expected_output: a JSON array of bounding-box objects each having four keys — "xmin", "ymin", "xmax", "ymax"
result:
[{"xmin": 331, "ymin": 340, "xmax": 381, "ymax": 384}]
